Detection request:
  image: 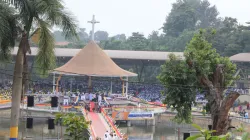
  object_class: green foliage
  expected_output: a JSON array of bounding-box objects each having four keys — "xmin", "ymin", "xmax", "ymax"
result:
[
  {"xmin": 157, "ymin": 53, "xmax": 197, "ymax": 123},
  {"xmin": 0, "ymin": 0, "xmax": 78, "ymax": 76},
  {"xmin": 127, "ymin": 32, "xmax": 148, "ymax": 50},
  {"xmin": 0, "ymin": 1, "xmax": 18, "ymax": 61},
  {"xmin": 55, "ymin": 113, "xmax": 89, "ymax": 140},
  {"xmin": 187, "ymin": 124, "xmax": 250, "ymax": 140},
  {"xmin": 35, "ymin": 20, "xmax": 56, "ymax": 77},
  {"xmin": 242, "ymin": 132, "xmax": 250, "ymax": 140},
  {"xmin": 158, "ymin": 30, "xmax": 238, "ymax": 126},
  {"xmin": 187, "ymin": 124, "xmax": 230, "ymax": 140},
  {"xmin": 162, "ymin": 0, "xmax": 219, "ymax": 37},
  {"xmin": 184, "ymin": 29, "xmax": 237, "ymax": 87}
]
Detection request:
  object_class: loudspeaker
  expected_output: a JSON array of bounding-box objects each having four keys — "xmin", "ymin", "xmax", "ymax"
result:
[
  {"xmin": 26, "ymin": 118, "xmax": 33, "ymax": 129},
  {"xmin": 48, "ymin": 118, "xmax": 55, "ymax": 129},
  {"xmin": 183, "ymin": 133, "xmax": 190, "ymax": 140},
  {"xmin": 51, "ymin": 97, "xmax": 58, "ymax": 107},
  {"xmin": 208, "ymin": 125, "xmax": 212, "ymax": 130},
  {"xmin": 27, "ymin": 96, "xmax": 34, "ymax": 107}
]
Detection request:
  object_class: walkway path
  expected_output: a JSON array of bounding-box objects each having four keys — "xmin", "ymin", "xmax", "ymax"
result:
[{"xmin": 88, "ymin": 112, "xmax": 108, "ymax": 139}]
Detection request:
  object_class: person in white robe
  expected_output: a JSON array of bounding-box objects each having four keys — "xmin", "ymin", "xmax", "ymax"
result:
[{"xmin": 104, "ymin": 131, "xmax": 109, "ymax": 140}]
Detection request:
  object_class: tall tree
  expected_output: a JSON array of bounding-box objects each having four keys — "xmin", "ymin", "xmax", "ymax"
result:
[
  {"xmin": 53, "ymin": 30, "xmax": 66, "ymax": 42},
  {"xmin": 0, "ymin": 0, "xmax": 78, "ymax": 139},
  {"xmin": 158, "ymin": 30, "xmax": 240, "ymax": 135},
  {"xmin": 113, "ymin": 34, "xmax": 126, "ymax": 41},
  {"xmin": 100, "ymin": 37, "xmax": 124, "ymax": 50},
  {"xmin": 127, "ymin": 32, "xmax": 148, "ymax": 50},
  {"xmin": 162, "ymin": 0, "xmax": 219, "ymax": 37},
  {"xmin": 78, "ymin": 28, "xmax": 89, "ymax": 42},
  {"xmin": 94, "ymin": 30, "xmax": 109, "ymax": 41}
]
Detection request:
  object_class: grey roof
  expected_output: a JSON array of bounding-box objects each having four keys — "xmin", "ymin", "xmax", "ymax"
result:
[
  {"xmin": 11, "ymin": 47, "xmax": 250, "ymax": 62},
  {"xmin": 11, "ymin": 47, "xmax": 184, "ymax": 61},
  {"xmin": 230, "ymin": 53, "xmax": 250, "ymax": 62}
]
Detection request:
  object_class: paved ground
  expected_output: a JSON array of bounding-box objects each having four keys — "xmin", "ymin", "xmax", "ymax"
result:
[{"xmin": 88, "ymin": 112, "xmax": 108, "ymax": 139}]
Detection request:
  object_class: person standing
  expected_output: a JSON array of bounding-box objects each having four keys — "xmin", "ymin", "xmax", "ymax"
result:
[
  {"xmin": 239, "ymin": 105, "xmax": 243, "ymax": 113},
  {"xmin": 113, "ymin": 131, "xmax": 118, "ymax": 140},
  {"xmin": 104, "ymin": 131, "xmax": 109, "ymax": 140},
  {"xmin": 98, "ymin": 94, "xmax": 102, "ymax": 103}
]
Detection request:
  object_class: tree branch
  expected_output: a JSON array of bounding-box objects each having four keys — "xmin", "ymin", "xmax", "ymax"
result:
[{"xmin": 221, "ymin": 92, "xmax": 240, "ymax": 112}]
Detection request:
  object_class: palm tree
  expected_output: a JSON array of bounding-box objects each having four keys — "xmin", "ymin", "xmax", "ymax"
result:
[{"xmin": 0, "ymin": 0, "xmax": 78, "ymax": 138}]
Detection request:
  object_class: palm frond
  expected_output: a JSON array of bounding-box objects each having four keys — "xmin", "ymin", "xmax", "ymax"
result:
[
  {"xmin": 33, "ymin": 0, "xmax": 78, "ymax": 40},
  {"xmin": 34, "ymin": 19, "xmax": 55, "ymax": 77},
  {"xmin": 0, "ymin": 0, "xmax": 27, "ymax": 10},
  {"xmin": 0, "ymin": 0, "xmax": 19, "ymax": 8},
  {"xmin": 0, "ymin": 2, "xmax": 17, "ymax": 61}
]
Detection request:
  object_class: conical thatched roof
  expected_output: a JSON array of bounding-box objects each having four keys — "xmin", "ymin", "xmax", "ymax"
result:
[{"xmin": 54, "ymin": 41, "xmax": 137, "ymax": 77}]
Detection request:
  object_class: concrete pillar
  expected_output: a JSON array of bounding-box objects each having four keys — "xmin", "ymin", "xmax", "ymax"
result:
[
  {"xmin": 152, "ymin": 125, "xmax": 155, "ymax": 133},
  {"xmin": 127, "ymin": 121, "xmax": 131, "ymax": 127},
  {"xmin": 152, "ymin": 118, "xmax": 156, "ymax": 126},
  {"xmin": 157, "ymin": 114, "xmax": 161, "ymax": 123}
]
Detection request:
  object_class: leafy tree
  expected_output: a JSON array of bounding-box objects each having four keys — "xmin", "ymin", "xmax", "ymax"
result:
[
  {"xmin": 170, "ymin": 30, "xmax": 195, "ymax": 51},
  {"xmin": 195, "ymin": 0, "xmax": 219, "ymax": 28},
  {"xmin": 0, "ymin": 0, "xmax": 78, "ymax": 138},
  {"xmin": 158, "ymin": 30, "xmax": 240, "ymax": 135},
  {"xmin": 78, "ymin": 28, "xmax": 89, "ymax": 41},
  {"xmin": 94, "ymin": 30, "xmax": 109, "ymax": 41},
  {"xmin": 162, "ymin": 0, "xmax": 219, "ymax": 37},
  {"xmin": 100, "ymin": 37, "xmax": 126, "ymax": 50},
  {"xmin": 127, "ymin": 32, "xmax": 148, "ymax": 50},
  {"xmin": 163, "ymin": 0, "xmax": 196, "ymax": 37},
  {"xmin": 113, "ymin": 34, "xmax": 126, "ymax": 41},
  {"xmin": 158, "ymin": 53, "xmax": 197, "ymax": 123},
  {"xmin": 224, "ymin": 44, "xmax": 243, "ymax": 56},
  {"xmin": 55, "ymin": 113, "xmax": 89, "ymax": 140},
  {"xmin": 53, "ymin": 30, "xmax": 67, "ymax": 42}
]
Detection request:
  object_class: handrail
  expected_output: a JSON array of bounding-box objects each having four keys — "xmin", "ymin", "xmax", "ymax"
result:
[
  {"xmin": 101, "ymin": 108, "xmax": 124, "ymax": 139},
  {"xmin": 103, "ymin": 106, "xmax": 166, "ymax": 109}
]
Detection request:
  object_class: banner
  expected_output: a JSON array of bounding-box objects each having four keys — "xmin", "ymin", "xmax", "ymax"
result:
[
  {"xmin": 112, "ymin": 112, "xmax": 129, "ymax": 120},
  {"xmin": 129, "ymin": 135, "xmax": 152, "ymax": 140},
  {"xmin": 128, "ymin": 112, "xmax": 153, "ymax": 118}
]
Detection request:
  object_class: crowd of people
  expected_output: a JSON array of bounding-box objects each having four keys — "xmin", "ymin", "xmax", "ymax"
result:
[{"xmin": 0, "ymin": 79, "xmax": 165, "ymax": 102}]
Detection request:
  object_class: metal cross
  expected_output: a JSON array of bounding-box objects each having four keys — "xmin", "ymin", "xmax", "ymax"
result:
[{"xmin": 88, "ymin": 15, "xmax": 100, "ymax": 41}]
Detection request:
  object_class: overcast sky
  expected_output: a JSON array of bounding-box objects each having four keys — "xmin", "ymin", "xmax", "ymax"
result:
[{"xmin": 63, "ymin": 0, "xmax": 250, "ymax": 37}]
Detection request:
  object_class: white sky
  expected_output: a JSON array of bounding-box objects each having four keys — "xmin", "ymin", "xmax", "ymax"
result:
[{"xmin": 63, "ymin": 0, "xmax": 250, "ymax": 37}]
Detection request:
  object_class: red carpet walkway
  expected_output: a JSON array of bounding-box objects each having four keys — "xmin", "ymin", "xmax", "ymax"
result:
[{"xmin": 88, "ymin": 112, "xmax": 108, "ymax": 139}]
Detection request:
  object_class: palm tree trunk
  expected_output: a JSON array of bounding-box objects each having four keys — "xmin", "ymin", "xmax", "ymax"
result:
[
  {"xmin": 9, "ymin": 46, "xmax": 24, "ymax": 140},
  {"xmin": 22, "ymin": 59, "xmax": 29, "ymax": 101}
]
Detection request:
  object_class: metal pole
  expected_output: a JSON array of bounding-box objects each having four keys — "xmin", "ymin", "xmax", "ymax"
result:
[
  {"xmin": 178, "ymin": 127, "xmax": 180, "ymax": 140},
  {"xmin": 70, "ymin": 78, "xmax": 73, "ymax": 92},
  {"xmin": 111, "ymin": 77, "xmax": 113, "ymax": 94},
  {"xmin": 125, "ymin": 76, "xmax": 128, "ymax": 97},
  {"xmin": 53, "ymin": 73, "xmax": 55, "ymax": 92}
]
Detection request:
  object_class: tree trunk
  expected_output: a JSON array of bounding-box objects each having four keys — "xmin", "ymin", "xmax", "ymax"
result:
[
  {"xmin": 21, "ymin": 59, "xmax": 28, "ymax": 101},
  {"xmin": 210, "ymin": 90, "xmax": 240, "ymax": 135},
  {"xmin": 9, "ymin": 47, "xmax": 24, "ymax": 139}
]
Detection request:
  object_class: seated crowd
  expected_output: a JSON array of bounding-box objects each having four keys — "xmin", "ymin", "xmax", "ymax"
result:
[{"xmin": 0, "ymin": 79, "xmax": 165, "ymax": 102}]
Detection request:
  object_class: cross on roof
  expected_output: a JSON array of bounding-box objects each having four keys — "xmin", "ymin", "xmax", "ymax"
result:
[{"xmin": 88, "ymin": 15, "xmax": 100, "ymax": 41}]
